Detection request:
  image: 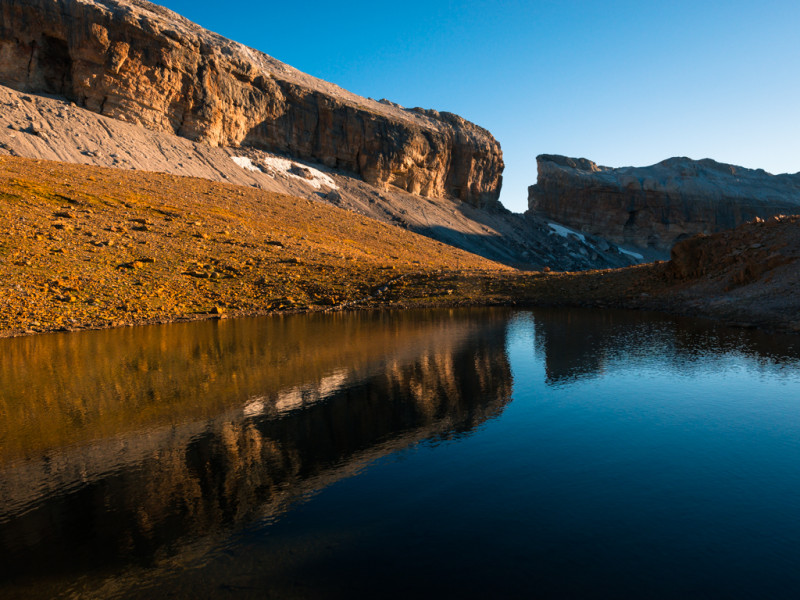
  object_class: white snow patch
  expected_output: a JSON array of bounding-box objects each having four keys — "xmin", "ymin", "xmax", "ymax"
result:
[
  {"xmin": 549, "ymin": 222, "xmax": 586, "ymax": 242},
  {"xmin": 618, "ymin": 247, "xmax": 644, "ymax": 260},
  {"xmin": 232, "ymin": 156, "xmax": 261, "ymax": 172},
  {"xmin": 547, "ymin": 221, "xmax": 644, "ymax": 263},
  {"xmin": 231, "ymin": 155, "xmax": 338, "ymax": 190},
  {"xmin": 261, "ymin": 156, "xmax": 337, "ymax": 190}
]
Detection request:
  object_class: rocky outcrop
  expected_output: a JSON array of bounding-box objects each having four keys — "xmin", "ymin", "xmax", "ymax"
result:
[
  {"xmin": 667, "ymin": 215, "xmax": 799, "ymax": 288},
  {"xmin": 651, "ymin": 214, "xmax": 800, "ymax": 331},
  {"xmin": 528, "ymin": 154, "xmax": 800, "ymax": 250},
  {"xmin": 0, "ymin": 0, "xmax": 503, "ymax": 208}
]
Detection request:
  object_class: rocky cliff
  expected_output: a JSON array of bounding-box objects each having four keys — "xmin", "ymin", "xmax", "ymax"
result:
[
  {"xmin": 528, "ymin": 154, "xmax": 800, "ymax": 250},
  {"xmin": 0, "ymin": 0, "xmax": 503, "ymax": 208}
]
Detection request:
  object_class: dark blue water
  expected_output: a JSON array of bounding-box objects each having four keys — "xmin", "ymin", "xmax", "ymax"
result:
[{"xmin": 1, "ymin": 308, "xmax": 800, "ymax": 598}]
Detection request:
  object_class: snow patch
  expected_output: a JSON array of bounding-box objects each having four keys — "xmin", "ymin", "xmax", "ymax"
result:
[
  {"xmin": 262, "ymin": 156, "xmax": 337, "ymax": 190},
  {"xmin": 232, "ymin": 155, "xmax": 338, "ymax": 190},
  {"xmin": 232, "ymin": 156, "xmax": 261, "ymax": 172},
  {"xmin": 549, "ymin": 222, "xmax": 586, "ymax": 242},
  {"xmin": 548, "ymin": 221, "xmax": 643, "ymax": 263},
  {"xmin": 618, "ymin": 247, "xmax": 644, "ymax": 260}
]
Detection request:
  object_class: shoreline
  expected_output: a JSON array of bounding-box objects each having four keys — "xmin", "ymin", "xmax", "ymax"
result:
[{"xmin": 4, "ymin": 265, "xmax": 799, "ymax": 340}]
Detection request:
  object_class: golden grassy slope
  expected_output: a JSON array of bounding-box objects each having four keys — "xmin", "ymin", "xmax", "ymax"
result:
[{"xmin": 0, "ymin": 156, "xmax": 511, "ymax": 336}]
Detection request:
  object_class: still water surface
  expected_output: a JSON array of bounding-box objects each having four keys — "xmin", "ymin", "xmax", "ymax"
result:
[{"xmin": 1, "ymin": 308, "xmax": 800, "ymax": 598}]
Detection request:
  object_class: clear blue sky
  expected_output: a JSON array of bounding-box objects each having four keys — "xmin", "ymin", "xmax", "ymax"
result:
[{"xmin": 159, "ymin": 0, "xmax": 800, "ymax": 213}]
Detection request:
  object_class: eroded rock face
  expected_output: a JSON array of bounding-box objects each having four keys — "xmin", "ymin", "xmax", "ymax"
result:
[
  {"xmin": 528, "ymin": 154, "xmax": 800, "ymax": 250},
  {"xmin": 667, "ymin": 215, "xmax": 797, "ymax": 288},
  {"xmin": 0, "ymin": 0, "xmax": 503, "ymax": 208}
]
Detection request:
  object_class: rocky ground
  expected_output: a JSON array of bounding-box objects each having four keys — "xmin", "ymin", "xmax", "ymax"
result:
[
  {"xmin": 655, "ymin": 215, "xmax": 800, "ymax": 331},
  {"xmin": 2, "ymin": 156, "xmax": 799, "ymax": 338},
  {"xmin": 493, "ymin": 215, "xmax": 800, "ymax": 334},
  {"xmin": 0, "ymin": 155, "xmax": 512, "ymax": 337}
]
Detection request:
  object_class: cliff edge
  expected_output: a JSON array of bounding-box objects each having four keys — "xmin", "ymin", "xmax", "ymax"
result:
[
  {"xmin": 0, "ymin": 0, "xmax": 503, "ymax": 208},
  {"xmin": 528, "ymin": 154, "xmax": 800, "ymax": 250}
]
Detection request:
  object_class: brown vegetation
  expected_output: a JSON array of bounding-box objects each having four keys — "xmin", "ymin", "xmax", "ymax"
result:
[{"xmin": 0, "ymin": 156, "xmax": 512, "ymax": 337}]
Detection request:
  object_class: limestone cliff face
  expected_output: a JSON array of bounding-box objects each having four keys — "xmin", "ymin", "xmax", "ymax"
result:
[
  {"xmin": 0, "ymin": 0, "xmax": 503, "ymax": 208},
  {"xmin": 528, "ymin": 154, "xmax": 800, "ymax": 250}
]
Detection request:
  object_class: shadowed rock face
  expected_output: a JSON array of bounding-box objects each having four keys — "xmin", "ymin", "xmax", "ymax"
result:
[
  {"xmin": 528, "ymin": 154, "xmax": 800, "ymax": 250},
  {"xmin": 0, "ymin": 0, "xmax": 503, "ymax": 208}
]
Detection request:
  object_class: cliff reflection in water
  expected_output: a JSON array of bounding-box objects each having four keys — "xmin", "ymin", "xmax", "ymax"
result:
[
  {"xmin": 0, "ymin": 309, "xmax": 512, "ymax": 590},
  {"xmin": 531, "ymin": 307, "xmax": 800, "ymax": 385}
]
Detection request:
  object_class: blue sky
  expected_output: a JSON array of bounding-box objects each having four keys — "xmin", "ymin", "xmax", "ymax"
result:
[{"xmin": 159, "ymin": 0, "xmax": 800, "ymax": 213}]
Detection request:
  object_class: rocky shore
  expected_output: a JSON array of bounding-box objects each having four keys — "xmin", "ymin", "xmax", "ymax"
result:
[{"xmin": 0, "ymin": 1, "xmax": 797, "ymax": 338}]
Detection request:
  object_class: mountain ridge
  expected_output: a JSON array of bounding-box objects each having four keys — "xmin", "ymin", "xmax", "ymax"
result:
[{"xmin": 528, "ymin": 154, "xmax": 800, "ymax": 251}]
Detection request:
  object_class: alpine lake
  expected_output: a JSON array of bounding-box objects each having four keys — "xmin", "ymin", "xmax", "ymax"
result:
[{"xmin": 2, "ymin": 307, "xmax": 800, "ymax": 599}]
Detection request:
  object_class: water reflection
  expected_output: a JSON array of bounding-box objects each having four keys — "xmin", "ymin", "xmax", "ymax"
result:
[
  {"xmin": 0, "ymin": 309, "xmax": 512, "ymax": 595},
  {"xmin": 4, "ymin": 308, "xmax": 800, "ymax": 599},
  {"xmin": 531, "ymin": 308, "xmax": 800, "ymax": 385}
]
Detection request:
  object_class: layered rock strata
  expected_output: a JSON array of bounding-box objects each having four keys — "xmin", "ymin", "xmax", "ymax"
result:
[
  {"xmin": 0, "ymin": 0, "xmax": 503, "ymax": 207},
  {"xmin": 528, "ymin": 154, "xmax": 800, "ymax": 250}
]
